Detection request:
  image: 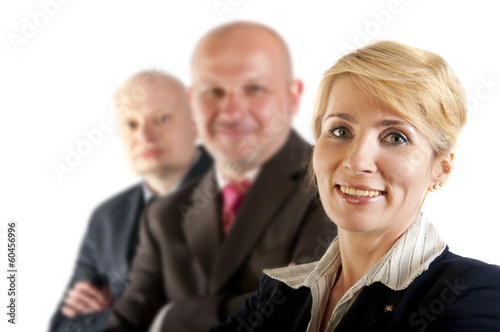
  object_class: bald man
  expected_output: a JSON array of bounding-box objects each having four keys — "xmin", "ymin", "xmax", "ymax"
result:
[
  {"xmin": 104, "ymin": 22, "xmax": 335, "ymax": 332},
  {"xmin": 48, "ymin": 71, "xmax": 212, "ymax": 332}
]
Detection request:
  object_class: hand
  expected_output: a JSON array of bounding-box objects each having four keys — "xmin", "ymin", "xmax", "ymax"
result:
[{"xmin": 61, "ymin": 281, "xmax": 113, "ymax": 317}]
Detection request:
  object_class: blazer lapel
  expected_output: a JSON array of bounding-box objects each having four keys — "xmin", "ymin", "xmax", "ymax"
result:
[
  {"xmin": 113, "ymin": 185, "xmax": 144, "ymax": 271},
  {"xmin": 181, "ymin": 171, "xmax": 222, "ymax": 281},
  {"xmin": 210, "ymin": 131, "xmax": 311, "ymax": 293}
]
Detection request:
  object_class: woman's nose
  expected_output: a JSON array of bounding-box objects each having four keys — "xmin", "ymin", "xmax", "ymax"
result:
[{"xmin": 342, "ymin": 137, "xmax": 377, "ymax": 174}]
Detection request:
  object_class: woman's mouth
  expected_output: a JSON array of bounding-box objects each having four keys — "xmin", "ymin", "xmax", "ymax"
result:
[
  {"xmin": 336, "ymin": 185, "xmax": 386, "ymax": 204},
  {"xmin": 339, "ymin": 185, "xmax": 383, "ymax": 198}
]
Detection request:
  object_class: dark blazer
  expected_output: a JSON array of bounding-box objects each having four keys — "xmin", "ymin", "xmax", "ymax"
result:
[
  {"xmin": 103, "ymin": 131, "xmax": 335, "ymax": 332},
  {"xmin": 48, "ymin": 146, "xmax": 212, "ymax": 332},
  {"xmin": 212, "ymin": 247, "xmax": 500, "ymax": 332}
]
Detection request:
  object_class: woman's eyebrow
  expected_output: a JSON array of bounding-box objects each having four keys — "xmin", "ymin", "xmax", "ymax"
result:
[
  {"xmin": 323, "ymin": 113, "xmax": 415, "ymax": 130},
  {"xmin": 323, "ymin": 113, "xmax": 357, "ymax": 124},
  {"xmin": 377, "ymin": 119, "xmax": 414, "ymax": 129}
]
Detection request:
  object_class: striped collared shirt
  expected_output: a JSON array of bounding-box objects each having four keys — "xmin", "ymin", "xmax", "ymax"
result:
[{"xmin": 264, "ymin": 210, "xmax": 446, "ymax": 331}]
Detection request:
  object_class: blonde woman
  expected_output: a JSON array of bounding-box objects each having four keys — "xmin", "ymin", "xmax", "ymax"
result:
[{"xmin": 212, "ymin": 41, "xmax": 500, "ymax": 331}]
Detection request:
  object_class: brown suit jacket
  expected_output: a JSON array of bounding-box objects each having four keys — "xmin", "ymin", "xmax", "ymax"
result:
[{"xmin": 103, "ymin": 131, "xmax": 336, "ymax": 331}]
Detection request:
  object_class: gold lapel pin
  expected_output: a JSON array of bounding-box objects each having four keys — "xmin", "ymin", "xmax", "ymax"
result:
[{"xmin": 384, "ymin": 304, "xmax": 394, "ymax": 312}]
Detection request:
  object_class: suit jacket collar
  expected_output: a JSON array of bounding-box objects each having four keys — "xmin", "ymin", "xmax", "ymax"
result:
[
  {"xmin": 180, "ymin": 145, "xmax": 213, "ymax": 186},
  {"xmin": 260, "ymin": 129, "xmax": 311, "ymax": 179}
]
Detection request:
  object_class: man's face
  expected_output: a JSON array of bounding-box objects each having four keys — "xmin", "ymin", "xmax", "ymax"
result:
[
  {"xmin": 115, "ymin": 78, "xmax": 197, "ymax": 177},
  {"xmin": 189, "ymin": 34, "xmax": 301, "ymax": 175}
]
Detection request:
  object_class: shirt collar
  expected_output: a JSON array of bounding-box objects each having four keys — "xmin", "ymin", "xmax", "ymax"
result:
[
  {"xmin": 142, "ymin": 183, "xmax": 156, "ymax": 203},
  {"xmin": 215, "ymin": 167, "xmax": 260, "ymax": 189},
  {"xmin": 364, "ymin": 210, "xmax": 446, "ymax": 290},
  {"xmin": 265, "ymin": 209, "xmax": 447, "ymax": 291}
]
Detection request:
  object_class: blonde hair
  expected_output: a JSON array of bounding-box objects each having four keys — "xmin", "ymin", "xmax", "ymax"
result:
[{"xmin": 312, "ymin": 41, "xmax": 467, "ymax": 158}]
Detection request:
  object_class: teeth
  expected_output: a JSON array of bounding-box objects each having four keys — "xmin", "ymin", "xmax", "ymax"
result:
[{"xmin": 339, "ymin": 185, "xmax": 381, "ymax": 197}]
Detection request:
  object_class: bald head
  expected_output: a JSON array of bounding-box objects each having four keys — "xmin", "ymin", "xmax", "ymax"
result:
[
  {"xmin": 114, "ymin": 71, "xmax": 189, "ymax": 115},
  {"xmin": 191, "ymin": 22, "xmax": 293, "ymax": 83}
]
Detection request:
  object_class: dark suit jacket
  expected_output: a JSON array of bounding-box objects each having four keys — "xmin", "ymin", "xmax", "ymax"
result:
[
  {"xmin": 48, "ymin": 146, "xmax": 212, "ymax": 332},
  {"xmin": 103, "ymin": 131, "xmax": 335, "ymax": 332},
  {"xmin": 212, "ymin": 247, "xmax": 500, "ymax": 331}
]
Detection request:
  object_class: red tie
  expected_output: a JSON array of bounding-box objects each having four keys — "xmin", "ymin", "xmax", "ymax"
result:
[{"xmin": 221, "ymin": 180, "xmax": 252, "ymax": 236}]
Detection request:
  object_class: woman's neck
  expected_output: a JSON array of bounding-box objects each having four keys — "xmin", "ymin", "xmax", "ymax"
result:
[{"xmin": 337, "ymin": 227, "xmax": 407, "ymax": 293}]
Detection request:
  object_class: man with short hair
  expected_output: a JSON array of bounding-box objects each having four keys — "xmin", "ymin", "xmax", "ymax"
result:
[
  {"xmin": 48, "ymin": 71, "xmax": 212, "ymax": 332},
  {"xmin": 104, "ymin": 22, "xmax": 335, "ymax": 332}
]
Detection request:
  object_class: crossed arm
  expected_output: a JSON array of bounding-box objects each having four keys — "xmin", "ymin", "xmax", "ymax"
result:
[{"xmin": 61, "ymin": 281, "xmax": 112, "ymax": 318}]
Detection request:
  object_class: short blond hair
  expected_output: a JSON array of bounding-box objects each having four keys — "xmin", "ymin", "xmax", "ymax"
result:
[{"xmin": 312, "ymin": 41, "xmax": 467, "ymax": 158}]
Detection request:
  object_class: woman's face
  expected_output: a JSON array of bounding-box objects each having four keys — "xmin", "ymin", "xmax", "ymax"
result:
[{"xmin": 313, "ymin": 76, "xmax": 445, "ymax": 236}]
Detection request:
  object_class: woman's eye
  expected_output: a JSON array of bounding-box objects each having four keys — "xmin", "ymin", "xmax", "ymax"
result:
[
  {"xmin": 329, "ymin": 127, "xmax": 352, "ymax": 139},
  {"xmin": 382, "ymin": 132, "xmax": 409, "ymax": 145}
]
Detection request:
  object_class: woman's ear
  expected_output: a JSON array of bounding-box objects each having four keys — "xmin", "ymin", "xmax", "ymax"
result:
[{"xmin": 429, "ymin": 150, "xmax": 454, "ymax": 192}]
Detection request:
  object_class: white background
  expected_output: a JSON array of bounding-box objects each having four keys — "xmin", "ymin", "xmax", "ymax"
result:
[{"xmin": 1, "ymin": 0, "xmax": 499, "ymax": 330}]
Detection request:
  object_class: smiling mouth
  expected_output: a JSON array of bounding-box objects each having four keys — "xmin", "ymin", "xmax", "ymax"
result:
[{"xmin": 338, "ymin": 185, "xmax": 385, "ymax": 198}]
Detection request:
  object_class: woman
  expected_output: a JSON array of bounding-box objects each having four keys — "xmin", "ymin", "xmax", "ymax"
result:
[{"xmin": 211, "ymin": 41, "xmax": 500, "ymax": 331}]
